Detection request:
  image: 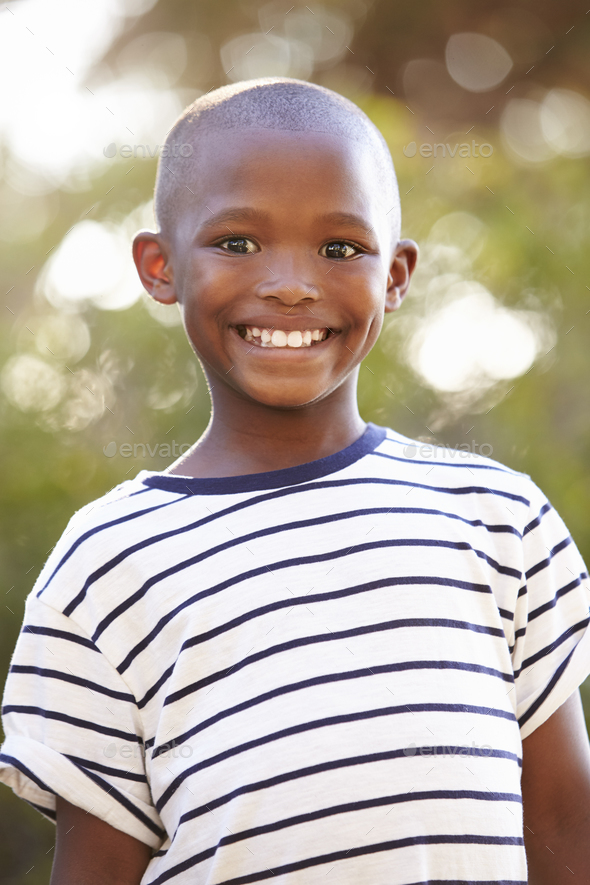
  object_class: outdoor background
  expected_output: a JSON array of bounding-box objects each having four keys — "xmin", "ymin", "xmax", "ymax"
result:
[{"xmin": 1, "ymin": 0, "xmax": 589, "ymax": 879}]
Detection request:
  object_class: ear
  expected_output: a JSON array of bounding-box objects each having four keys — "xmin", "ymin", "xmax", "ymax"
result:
[
  {"xmin": 132, "ymin": 230, "xmax": 178, "ymax": 305},
  {"xmin": 384, "ymin": 238, "xmax": 419, "ymax": 313}
]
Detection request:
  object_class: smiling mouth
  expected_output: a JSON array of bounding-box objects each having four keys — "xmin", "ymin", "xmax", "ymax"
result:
[{"xmin": 235, "ymin": 325, "xmax": 336, "ymax": 348}]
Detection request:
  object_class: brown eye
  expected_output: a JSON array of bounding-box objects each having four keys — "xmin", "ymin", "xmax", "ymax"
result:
[
  {"xmin": 322, "ymin": 242, "xmax": 358, "ymax": 260},
  {"xmin": 222, "ymin": 238, "xmax": 256, "ymax": 254}
]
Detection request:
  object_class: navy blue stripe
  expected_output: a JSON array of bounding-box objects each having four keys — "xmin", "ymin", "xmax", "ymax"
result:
[
  {"xmin": 152, "ymin": 655, "xmax": 513, "ymax": 753},
  {"xmin": 516, "ymin": 617, "xmax": 589, "ymax": 675},
  {"xmin": 373, "ymin": 447, "xmax": 511, "ymax": 474},
  {"xmin": 9, "ymin": 666, "xmax": 136, "ymax": 704},
  {"xmin": 120, "ymin": 571, "xmax": 497, "ymax": 677},
  {"xmin": 164, "ymin": 651, "xmax": 512, "ymax": 712},
  {"xmin": 60, "ymin": 502, "xmax": 522, "ymax": 618},
  {"xmin": 522, "ymin": 501, "xmax": 552, "ymax": 537},
  {"xmin": 142, "ymin": 471, "xmax": 531, "ymax": 505},
  {"xmin": 527, "ymin": 577, "xmax": 584, "ymax": 622},
  {"xmin": 518, "ymin": 645, "xmax": 577, "ymax": 729},
  {"xmin": 26, "ymin": 800, "xmax": 56, "ymax": 820},
  {"xmin": 525, "ymin": 536, "xmax": 572, "ymax": 580},
  {"xmin": 158, "ymin": 789, "xmax": 522, "ymax": 882},
  {"xmin": 67, "ymin": 758, "xmax": 165, "ymax": 839},
  {"xmin": 145, "ymin": 622, "xmax": 511, "ymax": 743},
  {"xmin": 94, "ymin": 535, "xmax": 513, "ymax": 645},
  {"xmin": 54, "ymin": 475, "xmax": 527, "ymax": 618},
  {"xmin": 150, "ymin": 834, "xmax": 524, "ymax": 885},
  {"xmin": 1, "ymin": 706, "xmax": 143, "ymax": 743},
  {"xmin": 0, "ymin": 754, "xmax": 55, "ymax": 795},
  {"xmin": 144, "ymin": 617, "xmax": 509, "ymax": 746},
  {"xmin": 509, "ymin": 625, "xmax": 528, "ymax": 655},
  {"xmin": 381, "ymin": 434, "xmax": 521, "ymax": 472},
  {"xmin": 64, "ymin": 754, "xmax": 147, "ymax": 783},
  {"xmin": 173, "ymin": 746, "xmax": 522, "ymax": 832},
  {"xmin": 37, "ymin": 494, "xmax": 183, "ymax": 602},
  {"xmin": 22, "ymin": 625, "xmax": 99, "ymax": 651},
  {"xmin": 156, "ymin": 702, "xmax": 516, "ymax": 811}
]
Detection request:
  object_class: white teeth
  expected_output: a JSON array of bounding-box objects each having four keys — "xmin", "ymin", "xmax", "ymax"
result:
[
  {"xmin": 271, "ymin": 330, "xmax": 288, "ymax": 347},
  {"xmin": 287, "ymin": 330, "xmax": 303, "ymax": 348},
  {"xmin": 240, "ymin": 326, "xmax": 331, "ymax": 347}
]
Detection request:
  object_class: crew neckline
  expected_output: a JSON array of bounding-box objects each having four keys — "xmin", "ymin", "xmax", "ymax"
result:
[{"xmin": 138, "ymin": 422, "xmax": 387, "ymax": 495}]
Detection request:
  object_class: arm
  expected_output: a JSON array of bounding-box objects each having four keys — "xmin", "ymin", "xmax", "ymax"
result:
[
  {"xmin": 522, "ymin": 688, "xmax": 590, "ymax": 883},
  {"xmin": 50, "ymin": 797, "xmax": 152, "ymax": 885}
]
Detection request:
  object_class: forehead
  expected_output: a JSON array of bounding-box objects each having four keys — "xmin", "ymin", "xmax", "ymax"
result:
[{"xmin": 189, "ymin": 128, "xmax": 384, "ymax": 217}]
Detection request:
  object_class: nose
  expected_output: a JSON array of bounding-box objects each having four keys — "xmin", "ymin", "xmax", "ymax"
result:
[{"xmin": 255, "ymin": 254, "xmax": 319, "ymax": 308}]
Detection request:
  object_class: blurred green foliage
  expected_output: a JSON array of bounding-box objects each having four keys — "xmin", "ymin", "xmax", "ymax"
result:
[{"xmin": 1, "ymin": 1, "xmax": 589, "ymax": 880}]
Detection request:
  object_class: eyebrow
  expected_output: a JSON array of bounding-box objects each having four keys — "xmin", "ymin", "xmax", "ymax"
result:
[{"xmin": 198, "ymin": 207, "xmax": 375, "ymax": 236}]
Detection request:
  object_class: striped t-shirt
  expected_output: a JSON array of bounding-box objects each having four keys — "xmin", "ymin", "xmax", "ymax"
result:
[{"xmin": 1, "ymin": 423, "xmax": 590, "ymax": 885}]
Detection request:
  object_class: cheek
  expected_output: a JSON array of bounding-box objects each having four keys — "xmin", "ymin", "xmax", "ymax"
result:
[
  {"xmin": 177, "ymin": 259, "xmax": 229, "ymax": 325},
  {"xmin": 348, "ymin": 275, "xmax": 387, "ymax": 328},
  {"xmin": 346, "ymin": 279, "xmax": 388, "ymax": 356},
  {"xmin": 362, "ymin": 313, "xmax": 385, "ymax": 356}
]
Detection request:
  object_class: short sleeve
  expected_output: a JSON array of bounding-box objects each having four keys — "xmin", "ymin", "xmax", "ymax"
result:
[
  {"xmin": 512, "ymin": 481, "xmax": 590, "ymax": 739},
  {"xmin": 0, "ymin": 594, "xmax": 165, "ymax": 849}
]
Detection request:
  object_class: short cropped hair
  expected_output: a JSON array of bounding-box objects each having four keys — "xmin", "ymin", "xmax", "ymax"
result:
[{"xmin": 154, "ymin": 77, "xmax": 401, "ymax": 246}]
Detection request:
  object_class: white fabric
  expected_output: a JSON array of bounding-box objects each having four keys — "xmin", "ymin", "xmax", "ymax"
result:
[{"xmin": 1, "ymin": 423, "xmax": 589, "ymax": 885}]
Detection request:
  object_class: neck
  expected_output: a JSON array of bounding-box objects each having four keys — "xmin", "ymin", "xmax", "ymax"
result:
[{"xmin": 171, "ymin": 376, "xmax": 367, "ymax": 478}]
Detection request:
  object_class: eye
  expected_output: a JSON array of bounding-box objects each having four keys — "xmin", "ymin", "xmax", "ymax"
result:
[
  {"xmin": 218, "ymin": 237, "xmax": 258, "ymax": 254},
  {"xmin": 320, "ymin": 241, "xmax": 362, "ymax": 260}
]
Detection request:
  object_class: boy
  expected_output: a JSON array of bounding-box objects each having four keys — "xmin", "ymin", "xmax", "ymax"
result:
[{"xmin": 1, "ymin": 77, "xmax": 590, "ymax": 885}]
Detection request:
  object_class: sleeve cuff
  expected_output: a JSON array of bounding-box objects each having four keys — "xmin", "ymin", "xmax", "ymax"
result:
[
  {"xmin": 519, "ymin": 623, "xmax": 590, "ymax": 740},
  {"xmin": 0, "ymin": 735, "xmax": 165, "ymax": 849}
]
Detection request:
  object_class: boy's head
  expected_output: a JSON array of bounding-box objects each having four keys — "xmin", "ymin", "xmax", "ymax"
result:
[
  {"xmin": 154, "ymin": 77, "xmax": 401, "ymax": 248},
  {"xmin": 134, "ymin": 77, "xmax": 417, "ymax": 412}
]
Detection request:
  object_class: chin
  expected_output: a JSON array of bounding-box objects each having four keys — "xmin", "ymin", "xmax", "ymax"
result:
[
  {"xmin": 250, "ymin": 395, "xmax": 320, "ymax": 411},
  {"xmin": 244, "ymin": 383, "xmax": 329, "ymax": 410}
]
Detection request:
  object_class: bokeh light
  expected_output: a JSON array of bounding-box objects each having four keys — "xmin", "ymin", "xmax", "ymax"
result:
[
  {"xmin": 445, "ymin": 33, "xmax": 512, "ymax": 92},
  {"xmin": 500, "ymin": 97, "xmax": 555, "ymax": 164},
  {"xmin": 1, "ymin": 354, "xmax": 66, "ymax": 413},
  {"xmin": 34, "ymin": 313, "xmax": 91, "ymax": 364},
  {"xmin": 541, "ymin": 88, "xmax": 590, "ymax": 158},
  {"xmin": 37, "ymin": 200, "xmax": 155, "ymax": 312},
  {"xmin": 220, "ymin": 33, "xmax": 314, "ymax": 81},
  {"xmin": 406, "ymin": 281, "xmax": 551, "ymax": 393}
]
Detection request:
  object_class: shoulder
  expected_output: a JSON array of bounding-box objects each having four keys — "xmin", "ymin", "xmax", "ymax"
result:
[
  {"xmin": 369, "ymin": 424, "xmax": 555, "ymax": 531},
  {"xmin": 32, "ymin": 471, "xmax": 164, "ymax": 614},
  {"xmin": 376, "ymin": 424, "xmax": 531, "ymax": 479},
  {"xmin": 376, "ymin": 424, "xmax": 522, "ymax": 475}
]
